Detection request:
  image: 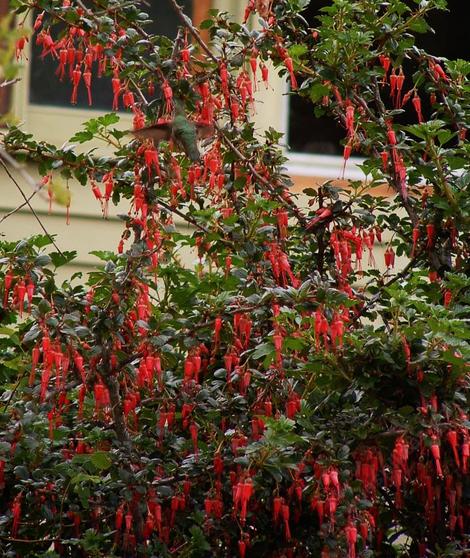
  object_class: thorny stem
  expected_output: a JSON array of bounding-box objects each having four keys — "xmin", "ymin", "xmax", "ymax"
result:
[
  {"xmin": 216, "ymin": 123, "xmax": 308, "ymax": 226},
  {"xmin": 168, "ymin": 0, "xmax": 218, "ymax": 64},
  {"xmin": 0, "ymin": 156, "xmax": 64, "ymax": 256},
  {"xmin": 351, "ymin": 253, "xmax": 422, "ymax": 324},
  {"xmin": 156, "ymin": 196, "xmax": 235, "ymax": 247}
]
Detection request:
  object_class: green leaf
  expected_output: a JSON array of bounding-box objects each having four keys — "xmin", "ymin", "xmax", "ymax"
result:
[
  {"xmin": 189, "ymin": 526, "xmax": 211, "ymax": 554},
  {"xmin": 98, "ymin": 113, "xmax": 120, "ymax": 127},
  {"xmin": 89, "ymin": 452, "xmax": 112, "ymax": 470},
  {"xmin": 34, "ymin": 254, "xmax": 52, "ymax": 267},
  {"xmin": 70, "ymin": 130, "xmax": 94, "ymax": 143},
  {"xmin": 50, "ymin": 251, "xmax": 77, "ymax": 268},
  {"xmin": 251, "ymin": 343, "xmax": 274, "ymax": 359},
  {"xmin": 200, "ymin": 19, "xmax": 214, "ymax": 29},
  {"xmin": 309, "ymin": 83, "xmax": 330, "ymax": 103}
]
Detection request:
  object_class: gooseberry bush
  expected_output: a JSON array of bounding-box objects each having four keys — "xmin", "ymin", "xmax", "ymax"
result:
[{"xmin": 1, "ymin": 0, "xmax": 469, "ymax": 556}]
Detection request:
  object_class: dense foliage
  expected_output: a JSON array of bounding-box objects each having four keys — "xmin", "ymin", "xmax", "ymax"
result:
[{"xmin": 0, "ymin": 0, "xmax": 469, "ymax": 556}]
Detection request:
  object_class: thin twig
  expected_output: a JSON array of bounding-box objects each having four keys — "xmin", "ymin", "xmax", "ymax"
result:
[
  {"xmin": 156, "ymin": 197, "xmax": 234, "ymax": 247},
  {"xmin": 168, "ymin": 0, "xmax": 219, "ymax": 64},
  {"xmin": 0, "ymin": 155, "xmax": 64, "ymax": 256},
  {"xmin": 0, "ymin": 369, "xmax": 27, "ymax": 414},
  {"xmin": 0, "ymin": 535, "xmax": 59, "ymax": 543},
  {"xmin": 0, "ymin": 147, "xmax": 48, "ymax": 196},
  {"xmin": 216, "ymin": 123, "xmax": 308, "ymax": 226},
  {"xmin": 351, "ymin": 254, "xmax": 420, "ymax": 324},
  {"xmin": 0, "ymin": 77, "xmax": 21, "ymax": 88},
  {"xmin": 0, "ymin": 189, "xmax": 40, "ymax": 224}
]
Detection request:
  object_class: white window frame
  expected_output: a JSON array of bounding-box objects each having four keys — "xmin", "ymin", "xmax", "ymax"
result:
[{"xmin": 279, "ymin": 82, "xmax": 366, "ymax": 181}]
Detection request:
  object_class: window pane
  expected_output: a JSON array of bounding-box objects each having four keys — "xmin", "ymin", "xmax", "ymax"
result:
[
  {"xmin": 287, "ymin": 0, "xmax": 468, "ymax": 155},
  {"xmin": 29, "ymin": 1, "xmax": 193, "ymax": 110}
]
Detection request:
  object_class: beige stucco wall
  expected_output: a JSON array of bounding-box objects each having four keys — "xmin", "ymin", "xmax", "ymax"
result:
[{"xmin": 1, "ymin": 1, "xmax": 400, "ymax": 279}]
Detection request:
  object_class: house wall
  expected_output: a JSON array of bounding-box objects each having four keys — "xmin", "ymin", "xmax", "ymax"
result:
[{"xmin": 1, "ymin": 1, "xmax": 398, "ymax": 279}]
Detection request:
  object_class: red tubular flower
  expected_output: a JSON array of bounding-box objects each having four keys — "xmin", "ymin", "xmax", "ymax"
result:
[
  {"xmin": 331, "ymin": 314, "xmax": 344, "ymax": 348},
  {"xmin": 163, "ymin": 81, "xmax": 173, "ymax": 114},
  {"xmin": 443, "ymin": 290, "xmax": 452, "ymax": 307},
  {"xmin": 384, "ymin": 247, "xmax": 395, "ymax": 268},
  {"xmin": 3, "ymin": 269, "xmax": 14, "ymax": 306},
  {"xmin": 412, "ymin": 92, "xmax": 423, "ymax": 123},
  {"xmin": 230, "ymin": 97, "xmax": 240, "ymax": 121},
  {"xmin": 238, "ymin": 478, "xmax": 254, "ymax": 524},
  {"xmin": 341, "ymin": 143, "xmax": 352, "ymax": 178},
  {"xmin": 250, "ymin": 50, "xmax": 258, "ymax": 84},
  {"xmin": 74, "ymin": 353, "xmax": 86, "ymax": 384},
  {"xmin": 34, "ymin": 11, "xmax": 45, "ymax": 31},
  {"xmin": 430, "ymin": 61, "xmax": 449, "ymax": 82},
  {"xmin": 213, "ymin": 453, "xmax": 223, "ymax": 476},
  {"xmin": 281, "ymin": 504, "xmax": 291, "ymax": 540},
  {"xmin": 213, "ymin": 316, "xmax": 222, "ymax": 346},
  {"xmin": 67, "ymin": 46, "xmax": 76, "ymax": 77},
  {"xmin": 411, "ymin": 226, "xmax": 420, "ymax": 257},
  {"xmin": 181, "ymin": 47, "xmax": 190, "ymax": 64},
  {"xmin": 71, "ymin": 67, "xmax": 82, "ymax": 105},
  {"xmin": 83, "ymin": 70, "xmax": 92, "ymax": 106},
  {"xmin": 16, "ymin": 280, "xmax": 26, "ymax": 317},
  {"xmin": 124, "ymin": 512, "xmax": 132, "ymax": 532},
  {"xmin": 144, "ymin": 147, "xmax": 161, "ymax": 180},
  {"xmin": 26, "ymin": 280, "xmax": 35, "ymax": 308},
  {"xmin": 447, "ymin": 430, "xmax": 460, "ymax": 467},
  {"xmin": 431, "ymin": 442, "xmax": 443, "ymax": 477},
  {"xmin": 345, "ymin": 524, "xmax": 358, "ymax": 558},
  {"xmin": 389, "ymin": 69, "xmax": 397, "ymax": 101},
  {"xmin": 461, "ymin": 438, "xmax": 468, "ymax": 473},
  {"xmin": 123, "ymin": 90, "xmax": 135, "ymax": 108},
  {"xmin": 91, "ymin": 181, "xmax": 103, "ymax": 206},
  {"xmin": 272, "ymin": 496, "xmax": 283, "ymax": 524},
  {"xmin": 260, "ymin": 63, "xmax": 269, "ymax": 88},
  {"xmin": 57, "ymin": 48, "xmax": 68, "ymax": 80},
  {"xmin": 244, "ymin": 0, "xmax": 255, "ymax": 22},
  {"xmin": 395, "ymin": 67, "xmax": 405, "ymax": 108},
  {"xmin": 15, "ymin": 36, "xmax": 28, "ymax": 60},
  {"xmin": 11, "ymin": 494, "xmax": 22, "ymax": 536},
  {"xmin": 284, "ymin": 56, "xmax": 297, "ymax": 90},
  {"xmin": 219, "ymin": 63, "xmax": 230, "ymax": 99},
  {"xmin": 379, "ymin": 54, "xmax": 390, "ymax": 75},
  {"xmin": 401, "ymin": 336, "xmax": 411, "ymax": 370},
  {"xmin": 112, "ymin": 77, "xmax": 121, "ymax": 111}
]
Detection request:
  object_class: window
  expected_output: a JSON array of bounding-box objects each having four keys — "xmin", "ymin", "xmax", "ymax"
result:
[
  {"xmin": 285, "ymin": 0, "xmax": 467, "ymax": 178},
  {"xmin": 10, "ymin": 1, "xmax": 210, "ymax": 147},
  {"xmin": 29, "ymin": 1, "xmax": 193, "ymax": 110}
]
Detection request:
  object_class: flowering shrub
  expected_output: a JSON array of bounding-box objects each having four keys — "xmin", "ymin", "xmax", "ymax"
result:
[{"xmin": 0, "ymin": 0, "xmax": 469, "ymax": 556}]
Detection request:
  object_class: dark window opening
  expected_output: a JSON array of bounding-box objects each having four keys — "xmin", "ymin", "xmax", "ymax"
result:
[
  {"xmin": 29, "ymin": 1, "xmax": 192, "ymax": 110},
  {"xmin": 287, "ymin": 0, "xmax": 468, "ymax": 155}
]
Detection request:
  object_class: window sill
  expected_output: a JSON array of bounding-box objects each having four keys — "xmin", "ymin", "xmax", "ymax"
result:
[{"xmin": 285, "ymin": 151, "xmax": 366, "ymax": 181}]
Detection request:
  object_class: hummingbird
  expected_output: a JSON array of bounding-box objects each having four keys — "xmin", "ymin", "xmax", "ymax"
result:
[{"xmin": 130, "ymin": 100, "xmax": 214, "ymax": 162}]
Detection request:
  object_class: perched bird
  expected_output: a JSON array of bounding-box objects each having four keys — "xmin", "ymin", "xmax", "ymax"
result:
[{"xmin": 130, "ymin": 101, "xmax": 214, "ymax": 162}]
